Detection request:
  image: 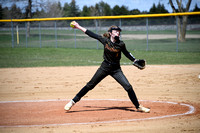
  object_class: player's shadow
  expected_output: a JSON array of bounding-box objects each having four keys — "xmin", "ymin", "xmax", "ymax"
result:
[{"xmin": 66, "ymin": 105, "xmax": 136, "ymax": 113}]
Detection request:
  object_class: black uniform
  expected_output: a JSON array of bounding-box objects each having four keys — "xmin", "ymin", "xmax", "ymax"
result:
[{"xmin": 72, "ymin": 30, "xmax": 140, "ymax": 109}]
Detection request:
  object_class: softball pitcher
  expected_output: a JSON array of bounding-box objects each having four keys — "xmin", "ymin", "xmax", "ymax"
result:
[{"xmin": 64, "ymin": 21, "xmax": 150, "ymax": 113}]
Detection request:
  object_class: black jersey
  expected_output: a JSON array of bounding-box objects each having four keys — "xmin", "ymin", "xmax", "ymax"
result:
[{"xmin": 85, "ymin": 30, "xmax": 135, "ymax": 65}]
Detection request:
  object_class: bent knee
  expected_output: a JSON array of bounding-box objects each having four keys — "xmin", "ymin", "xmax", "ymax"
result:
[{"xmin": 124, "ymin": 84, "xmax": 133, "ymax": 91}]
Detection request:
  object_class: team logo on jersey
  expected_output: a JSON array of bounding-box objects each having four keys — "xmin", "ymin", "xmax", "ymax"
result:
[{"xmin": 105, "ymin": 43, "xmax": 120, "ymax": 52}]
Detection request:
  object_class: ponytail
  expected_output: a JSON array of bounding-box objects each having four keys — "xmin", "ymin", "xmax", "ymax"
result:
[{"xmin": 103, "ymin": 32, "xmax": 110, "ymax": 39}]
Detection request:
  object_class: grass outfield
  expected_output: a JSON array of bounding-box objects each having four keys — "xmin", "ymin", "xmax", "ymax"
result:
[
  {"xmin": 0, "ymin": 48, "xmax": 200, "ymax": 68},
  {"xmin": 0, "ymin": 29, "xmax": 200, "ymax": 52}
]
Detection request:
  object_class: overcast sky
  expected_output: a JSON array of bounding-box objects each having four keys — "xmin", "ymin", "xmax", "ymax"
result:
[{"xmin": 1, "ymin": 0, "xmax": 200, "ymax": 13}]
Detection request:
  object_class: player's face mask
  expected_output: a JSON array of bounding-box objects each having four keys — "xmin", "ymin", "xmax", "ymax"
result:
[
  {"xmin": 112, "ymin": 30, "xmax": 121, "ymax": 41},
  {"xmin": 114, "ymin": 36, "xmax": 119, "ymax": 41},
  {"xmin": 108, "ymin": 26, "xmax": 122, "ymax": 42}
]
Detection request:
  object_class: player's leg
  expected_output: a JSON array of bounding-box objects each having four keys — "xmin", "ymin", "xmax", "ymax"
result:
[
  {"xmin": 73, "ymin": 67, "xmax": 108, "ymax": 102},
  {"xmin": 111, "ymin": 69, "xmax": 150, "ymax": 113},
  {"xmin": 64, "ymin": 67, "xmax": 108, "ymax": 111},
  {"xmin": 111, "ymin": 69, "xmax": 139, "ymax": 108}
]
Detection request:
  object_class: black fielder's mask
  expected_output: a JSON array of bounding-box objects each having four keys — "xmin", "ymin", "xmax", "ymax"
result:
[
  {"xmin": 108, "ymin": 26, "xmax": 122, "ymax": 42},
  {"xmin": 114, "ymin": 36, "xmax": 119, "ymax": 41}
]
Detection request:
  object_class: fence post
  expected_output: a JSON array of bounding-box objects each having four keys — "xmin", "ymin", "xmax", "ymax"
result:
[
  {"xmin": 39, "ymin": 21, "xmax": 41, "ymax": 48},
  {"xmin": 25, "ymin": 22, "xmax": 28, "ymax": 48},
  {"xmin": 95, "ymin": 19, "xmax": 99, "ymax": 49},
  {"xmin": 119, "ymin": 19, "xmax": 122, "ymax": 40},
  {"xmin": 146, "ymin": 17, "xmax": 149, "ymax": 51},
  {"xmin": 176, "ymin": 17, "xmax": 179, "ymax": 52},
  {"xmin": 55, "ymin": 20, "xmax": 57, "ymax": 48},
  {"xmin": 74, "ymin": 28, "xmax": 76, "ymax": 48},
  {"xmin": 11, "ymin": 20, "xmax": 14, "ymax": 48}
]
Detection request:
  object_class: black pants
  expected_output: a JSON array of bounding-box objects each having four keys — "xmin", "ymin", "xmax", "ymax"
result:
[{"xmin": 73, "ymin": 61, "xmax": 140, "ymax": 109}]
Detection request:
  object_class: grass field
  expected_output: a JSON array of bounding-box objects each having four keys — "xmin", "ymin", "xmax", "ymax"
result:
[
  {"xmin": 0, "ymin": 29, "xmax": 200, "ymax": 52},
  {"xmin": 0, "ymin": 48, "xmax": 200, "ymax": 68},
  {"xmin": 0, "ymin": 29, "xmax": 199, "ymax": 68}
]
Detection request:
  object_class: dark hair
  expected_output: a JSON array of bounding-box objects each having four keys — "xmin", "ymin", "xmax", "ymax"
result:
[{"xmin": 103, "ymin": 25, "xmax": 122, "ymax": 39}]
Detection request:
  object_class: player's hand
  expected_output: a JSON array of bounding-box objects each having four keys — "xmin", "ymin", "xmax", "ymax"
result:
[
  {"xmin": 71, "ymin": 21, "xmax": 79, "ymax": 29},
  {"xmin": 71, "ymin": 21, "xmax": 87, "ymax": 32}
]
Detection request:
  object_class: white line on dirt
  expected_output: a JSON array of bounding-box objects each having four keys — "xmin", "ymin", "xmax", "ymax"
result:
[{"xmin": 0, "ymin": 99, "xmax": 195, "ymax": 128}]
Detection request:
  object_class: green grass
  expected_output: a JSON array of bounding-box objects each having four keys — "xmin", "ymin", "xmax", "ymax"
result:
[
  {"xmin": 1, "ymin": 29, "xmax": 200, "ymax": 52},
  {"xmin": 0, "ymin": 29, "xmax": 199, "ymax": 68},
  {"xmin": 0, "ymin": 48, "xmax": 199, "ymax": 68},
  {"xmin": 124, "ymin": 38, "xmax": 200, "ymax": 52}
]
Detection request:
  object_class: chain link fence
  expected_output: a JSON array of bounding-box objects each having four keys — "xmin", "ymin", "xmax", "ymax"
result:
[{"xmin": 0, "ymin": 15, "xmax": 200, "ymax": 52}]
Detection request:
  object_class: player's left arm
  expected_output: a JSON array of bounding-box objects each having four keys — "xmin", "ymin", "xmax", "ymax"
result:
[
  {"xmin": 121, "ymin": 42, "xmax": 136, "ymax": 62},
  {"xmin": 122, "ymin": 44, "xmax": 146, "ymax": 70}
]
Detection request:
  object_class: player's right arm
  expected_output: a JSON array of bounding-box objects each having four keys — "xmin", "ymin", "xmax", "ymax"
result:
[
  {"xmin": 71, "ymin": 21, "xmax": 106, "ymax": 44},
  {"xmin": 72, "ymin": 21, "xmax": 87, "ymax": 33}
]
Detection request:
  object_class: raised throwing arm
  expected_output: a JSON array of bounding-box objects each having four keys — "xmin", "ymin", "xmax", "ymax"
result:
[{"xmin": 70, "ymin": 21, "xmax": 87, "ymax": 33}]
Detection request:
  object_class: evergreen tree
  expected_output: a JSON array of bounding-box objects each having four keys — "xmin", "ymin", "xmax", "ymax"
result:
[
  {"xmin": 58, "ymin": 1, "xmax": 62, "ymax": 11},
  {"xmin": 103, "ymin": 3, "xmax": 112, "ymax": 16},
  {"xmin": 149, "ymin": 3, "xmax": 157, "ymax": 14},
  {"xmin": 81, "ymin": 6, "xmax": 90, "ymax": 16},
  {"xmin": 130, "ymin": 9, "xmax": 141, "ymax": 15},
  {"xmin": 112, "ymin": 5, "xmax": 129, "ymax": 15},
  {"xmin": 193, "ymin": 4, "xmax": 200, "ymax": 12},
  {"xmin": 63, "ymin": 0, "xmax": 80, "ymax": 17},
  {"xmin": 120, "ymin": 5, "xmax": 129, "ymax": 15},
  {"xmin": 112, "ymin": 5, "xmax": 121, "ymax": 15},
  {"xmin": 0, "ymin": 4, "xmax": 3, "ymax": 19},
  {"xmin": 63, "ymin": 2, "xmax": 70, "ymax": 17},
  {"xmin": 149, "ymin": 2, "xmax": 168, "ymax": 13},
  {"xmin": 10, "ymin": 3, "xmax": 22, "ymax": 19},
  {"xmin": 69, "ymin": 0, "xmax": 80, "ymax": 17},
  {"xmin": 157, "ymin": 2, "xmax": 168, "ymax": 13},
  {"xmin": 95, "ymin": 1, "xmax": 112, "ymax": 16}
]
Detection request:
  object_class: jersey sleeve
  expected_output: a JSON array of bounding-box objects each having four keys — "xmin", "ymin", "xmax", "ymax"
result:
[
  {"xmin": 121, "ymin": 42, "xmax": 136, "ymax": 62},
  {"xmin": 85, "ymin": 30, "xmax": 106, "ymax": 45}
]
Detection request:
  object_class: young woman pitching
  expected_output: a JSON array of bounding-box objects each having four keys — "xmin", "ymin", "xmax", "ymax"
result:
[{"xmin": 64, "ymin": 21, "xmax": 150, "ymax": 113}]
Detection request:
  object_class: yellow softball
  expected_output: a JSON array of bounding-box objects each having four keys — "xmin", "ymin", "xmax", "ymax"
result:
[{"xmin": 70, "ymin": 21, "xmax": 75, "ymax": 28}]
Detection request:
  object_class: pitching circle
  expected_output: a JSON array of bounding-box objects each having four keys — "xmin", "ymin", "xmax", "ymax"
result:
[{"xmin": 0, "ymin": 99, "xmax": 195, "ymax": 127}]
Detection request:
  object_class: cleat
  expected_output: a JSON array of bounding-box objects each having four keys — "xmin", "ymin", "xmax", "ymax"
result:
[
  {"xmin": 137, "ymin": 105, "xmax": 150, "ymax": 113},
  {"xmin": 64, "ymin": 99, "xmax": 75, "ymax": 111}
]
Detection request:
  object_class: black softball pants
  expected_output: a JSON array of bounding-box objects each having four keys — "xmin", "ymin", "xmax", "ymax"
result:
[{"xmin": 72, "ymin": 62, "xmax": 140, "ymax": 109}]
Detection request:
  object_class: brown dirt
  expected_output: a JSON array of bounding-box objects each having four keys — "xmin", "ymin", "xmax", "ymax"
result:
[
  {"xmin": 0, "ymin": 100, "xmax": 193, "ymax": 127},
  {"xmin": 0, "ymin": 65, "xmax": 200, "ymax": 133}
]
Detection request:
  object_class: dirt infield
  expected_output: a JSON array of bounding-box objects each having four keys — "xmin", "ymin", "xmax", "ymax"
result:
[
  {"xmin": 0, "ymin": 65, "xmax": 200, "ymax": 132},
  {"xmin": 0, "ymin": 100, "xmax": 195, "ymax": 127}
]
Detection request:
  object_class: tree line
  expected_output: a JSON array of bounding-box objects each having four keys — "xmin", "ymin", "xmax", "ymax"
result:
[
  {"xmin": 0, "ymin": 0, "xmax": 200, "ymax": 41},
  {"xmin": 1, "ymin": 0, "xmax": 199, "ymax": 20}
]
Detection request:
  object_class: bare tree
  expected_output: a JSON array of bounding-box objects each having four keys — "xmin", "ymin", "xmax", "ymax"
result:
[
  {"xmin": 44, "ymin": 1, "xmax": 63, "ymax": 17},
  {"xmin": 26, "ymin": 0, "xmax": 32, "ymax": 37},
  {"xmin": 1, "ymin": 0, "xmax": 45, "ymax": 37},
  {"xmin": 169, "ymin": 0, "xmax": 192, "ymax": 42}
]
